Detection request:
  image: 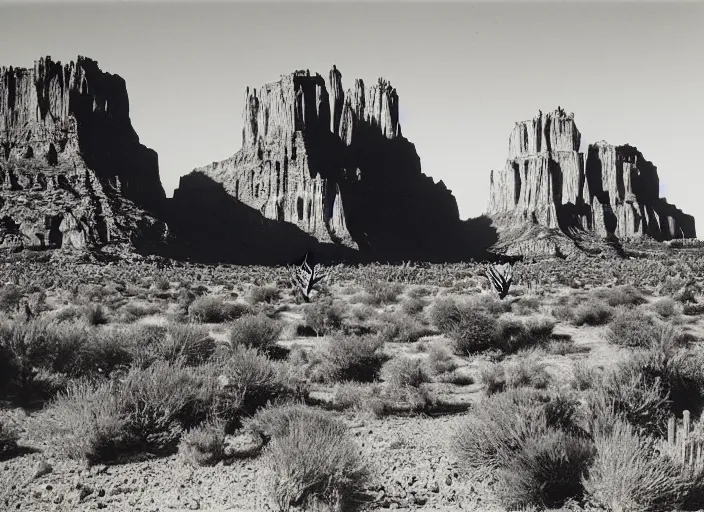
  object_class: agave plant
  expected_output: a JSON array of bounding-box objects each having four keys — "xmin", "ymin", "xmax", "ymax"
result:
[
  {"xmin": 485, "ymin": 262, "xmax": 513, "ymax": 300},
  {"xmin": 289, "ymin": 252, "xmax": 329, "ymax": 302}
]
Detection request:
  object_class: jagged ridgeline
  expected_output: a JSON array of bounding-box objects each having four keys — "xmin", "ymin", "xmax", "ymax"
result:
[
  {"xmin": 486, "ymin": 108, "xmax": 696, "ymax": 258},
  {"xmin": 0, "ymin": 56, "xmax": 167, "ymax": 253},
  {"xmin": 169, "ymin": 66, "xmax": 473, "ymax": 264}
]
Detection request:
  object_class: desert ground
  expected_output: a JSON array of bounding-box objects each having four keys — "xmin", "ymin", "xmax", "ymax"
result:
[{"xmin": 2, "ymin": 250, "xmax": 704, "ymax": 512}]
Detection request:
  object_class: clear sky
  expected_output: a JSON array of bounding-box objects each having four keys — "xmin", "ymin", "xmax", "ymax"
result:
[{"xmin": 1, "ymin": 0, "xmax": 702, "ymax": 226}]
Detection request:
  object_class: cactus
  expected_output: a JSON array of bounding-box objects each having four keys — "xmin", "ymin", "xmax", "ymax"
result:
[
  {"xmin": 289, "ymin": 252, "xmax": 329, "ymax": 302},
  {"xmin": 663, "ymin": 410, "xmax": 704, "ymax": 477},
  {"xmin": 485, "ymin": 262, "xmax": 513, "ymax": 299}
]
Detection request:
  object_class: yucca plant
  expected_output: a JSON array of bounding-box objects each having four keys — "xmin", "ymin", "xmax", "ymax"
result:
[{"xmin": 485, "ymin": 262, "xmax": 513, "ymax": 300}]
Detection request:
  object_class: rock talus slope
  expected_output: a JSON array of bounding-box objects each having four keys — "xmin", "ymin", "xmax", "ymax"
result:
[
  {"xmin": 0, "ymin": 56, "xmax": 167, "ymax": 253},
  {"xmin": 170, "ymin": 66, "xmax": 469, "ymax": 264},
  {"xmin": 487, "ymin": 108, "xmax": 695, "ymax": 257}
]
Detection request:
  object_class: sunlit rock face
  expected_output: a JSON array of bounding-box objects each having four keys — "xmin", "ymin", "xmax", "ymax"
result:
[
  {"xmin": 487, "ymin": 107, "xmax": 695, "ymax": 257},
  {"xmin": 0, "ymin": 56, "xmax": 167, "ymax": 253},
  {"xmin": 171, "ymin": 66, "xmax": 465, "ymax": 264}
]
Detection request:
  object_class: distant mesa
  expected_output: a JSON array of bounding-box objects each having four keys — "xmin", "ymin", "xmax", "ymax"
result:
[
  {"xmin": 167, "ymin": 65, "xmax": 485, "ymax": 264},
  {"xmin": 0, "ymin": 56, "xmax": 167, "ymax": 255},
  {"xmin": 486, "ymin": 107, "xmax": 695, "ymax": 258}
]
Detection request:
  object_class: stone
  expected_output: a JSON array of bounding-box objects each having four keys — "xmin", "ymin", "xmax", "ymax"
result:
[
  {"xmin": 0, "ymin": 56, "xmax": 168, "ymax": 255},
  {"xmin": 487, "ymin": 107, "xmax": 695, "ymax": 257},
  {"xmin": 168, "ymin": 66, "xmax": 471, "ymax": 264}
]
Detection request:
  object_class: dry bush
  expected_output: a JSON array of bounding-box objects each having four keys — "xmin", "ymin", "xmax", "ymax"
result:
[
  {"xmin": 428, "ymin": 297, "xmax": 462, "ymax": 332},
  {"xmin": 607, "ymin": 308, "xmax": 659, "ymax": 348},
  {"xmin": 582, "ymin": 420, "xmax": 692, "ymax": 512},
  {"xmin": 594, "ymin": 285, "xmax": 647, "ymax": 307},
  {"xmin": 0, "ymin": 284, "xmax": 23, "ymax": 313},
  {"xmin": 496, "ymin": 428, "xmax": 594, "ymax": 510},
  {"xmin": 188, "ymin": 296, "xmax": 251, "ymax": 323},
  {"xmin": 401, "ymin": 296, "xmax": 425, "ymax": 316},
  {"xmin": 480, "ymin": 355, "xmax": 551, "ymax": 395},
  {"xmin": 471, "ymin": 293, "xmax": 513, "ymax": 315},
  {"xmin": 149, "ymin": 324, "xmax": 216, "ymax": 366},
  {"xmin": 248, "ymin": 284, "xmax": 280, "ymax": 305},
  {"xmin": 84, "ymin": 304, "xmax": 109, "ymax": 326},
  {"xmin": 380, "ymin": 356, "xmax": 429, "ymax": 389},
  {"xmin": 244, "ymin": 403, "xmax": 334, "ymax": 443},
  {"xmin": 51, "ymin": 362, "xmax": 217, "ymax": 464},
  {"xmin": 425, "ymin": 340, "xmax": 458, "ymax": 376},
  {"xmin": 448, "ymin": 306, "xmax": 498, "ymax": 355},
  {"xmin": 572, "ymin": 300, "xmax": 614, "ymax": 326},
  {"xmin": 228, "ymin": 314, "xmax": 283, "ymax": 354},
  {"xmin": 511, "ymin": 296, "xmax": 541, "ymax": 316},
  {"xmin": 360, "ymin": 281, "xmax": 404, "ymax": 306},
  {"xmin": 653, "ymin": 297, "xmax": 681, "ymax": 319},
  {"xmin": 118, "ymin": 301, "xmax": 162, "ymax": 323},
  {"xmin": 261, "ymin": 407, "xmax": 371, "ymax": 512},
  {"xmin": 0, "ymin": 420, "xmax": 20, "ymax": 459},
  {"xmin": 683, "ymin": 303, "xmax": 704, "ymax": 317},
  {"xmin": 452, "ymin": 389, "xmax": 583, "ymax": 478},
  {"xmin": 178, "ymin": 420, "xmax": 226, "ymax": 467},
  {"xmin": 312, "ymin": 335, "xmax": 388, "ymax": 383},
  {"xmin": 571, "ymin": 361, "xmax": 602, "ymax": 391},
  {"xmin": 376, "ymin": 312, "xmax": 433, "ymax": 344},
  {"xmin": 303, "ymin": 299, "xmax": 346, "ymax": 336}
]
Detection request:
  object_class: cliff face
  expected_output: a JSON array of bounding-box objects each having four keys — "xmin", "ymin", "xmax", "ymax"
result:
[
  {"xmin": 0, "ymin": 56, "xmax": 167, "ymax": 253},
  {"xmin": 487, "ymin": 108, "xmax": 695, "ymax": 257},
  {"xmin": 170, "ymin": 66, "xmax": 466, "ymax": 263}
]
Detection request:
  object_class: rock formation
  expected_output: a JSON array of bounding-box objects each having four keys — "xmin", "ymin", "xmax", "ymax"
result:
[
  {"xmin": 487, "ymin": 108, "xmax": 695, "ymax": 257},
  {"xmin": 170, "ymin": 66, "xmax": 473, "ymax": 264},
  {"xmin": 0, "ymin": 56, "xmax": 167, "ymax": 253}
]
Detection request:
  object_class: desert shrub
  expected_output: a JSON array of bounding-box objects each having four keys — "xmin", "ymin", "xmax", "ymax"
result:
[
  {"xmin": 214, "ymin": 346, "xmax": 308, "ymax": 429},
  {"xmin": 425, "ymin": 341, "xmax": 458, "ymax": 376},
  {"xmin": 350, "ymin": 304, "xmax": 374, "ymax": 322},
  {"xmin": 84, "ymin": 304, "xmax": 109, "ymax": 326},
  {"xmin": 261, "ymin": 408, "xmax": 370, "ymax": 512},
  {"xmin": 479, "ymin": 362, "xmax": 506, "ymax": 395},
  {"xmin": 380, "ymin": 356, "xmax": 429, "ymax": 389},
  {"xmin": 585, "ymin": 365, "xmax": 670, "ymax": 438},
  {"xmin": 312, "ymin": 335, "xmax": 387, "ymax": 383},
  {"xmin": 303, "ymin": 299, "xmax": 345, "ymax": 336},
  {"xmin": 401, "ymin": 297, "xmax": 425, "ymax": 316},
  {"xmin": 0, "ymin": 284, "xmax": 23, "ymax": 313},
  {"xmin": 496, "ymin": 428, "xmax": 594, "ymax": 509},
  {"xmin": 471, "ymin": 293, "xmax": 513, "ymax": 315},
  {"xmin": 572, "ymin": 300, "xmax": 614, "ymax": 326},
  {"xmin": 653, "ymin": 297, "xmax": 680, "ymax": 318},
  {"xmin": 245, "ymin": 403, "xmax": 335, "ymax": 443},
  {"xmin": 248, "ymin": 284, "xmax": 280, "ymax": 305},
  {"xmin": 449, "ymin": 306, "xmax": 498, "ymax": 355},
  {"xmin": 452, "ymin": 389, "xmax": 582, "ymax": 477},
  {"xmin": 178, "ymin": 420, "xmax": 226, "ymax": 466},
  {"xmin": 331, "ymin": 382, "xmax": 387, "ymax": 417},
  {"xmin": 377, "ymin": 312, "xmax": 433, "ymax": 344},
  {"xmin": 571, "ymin": 361, "xmax": 601, "ymax": 391},
  {"xmin": 583, "ymin": 420, "xmax": 692, "ymax": 512},
  {"xmin": 0, "ymin": 420, "xmax": 20, "ymax": 459},
  {"xmin": 52, "ymin": 362, "xmax": 217, "ymax": 463},
  {"xmin": 150, "ymin": 324, "xmax": 216, "ymax": 366},
  {"xmin": 152, "ymin": 276, "xmax": 170, "ymax": 291},
  {"xmin": 361, "ymin": 281, "xmax": 403, "ymax": 306},
  {"xmin": 511, "ymin": 296, "xmax": 541, "ymax": 316},
  {"xmin": 428, "ymin": 297, "xmax": 462, "ymax": 332},
  {"xmin": 551, "ymin": 304, "xmax": 574, "ymax": 323},
  {"xmin": 683, "ymin": 303, "xmax": 704, "ymax": 316},
  {"xmin": 594, "ymin": 285, "xmax": 647, "ymax": 307},
  {"xmin": 228, "ymin": 314, "xmax": 283, "ymax": 354},
  {"xmin": 659, "ymin": 276, "xmax": 690, "ymax": 299},
  {"xmin": 52, "ymin": 305, "xmax": 84, "ymax": 323},
  {"xmin": 607, "ymin": 308, "xmax": 659, "ymax": 348},
  {"xmin": 504, "ymin": 355, "xmax": 551, "ymax": 391},
  {"xmin": 189, "ymin": 296, "xmax": 250, "ymax": 323}
]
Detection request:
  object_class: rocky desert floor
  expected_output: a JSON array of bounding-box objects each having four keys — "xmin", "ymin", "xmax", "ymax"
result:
[{"xmin": 2, "ymin": 257, "xmax": 704, "ymax": 511}]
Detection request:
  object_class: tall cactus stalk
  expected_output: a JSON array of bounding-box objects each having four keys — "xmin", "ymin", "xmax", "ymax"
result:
[
  {"xmin": 485, "ymin": 262, "xmax": 513, "ymax": 300},
  {"xmin": 664, "ymin": 410, "xmax": 704, "ymax": 477}
]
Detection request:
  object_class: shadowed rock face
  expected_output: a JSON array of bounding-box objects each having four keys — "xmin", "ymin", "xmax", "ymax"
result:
[
  {"xmin": 0, "ymin": 56, "xmax": 167, "ymax": 252},
  {"xmin": 170, "ymin": 66, "xmax": 472, "ymax": 263},
  {"xmin": 487, "ymin": 108, "xmax": 695, "ymax": 257}
]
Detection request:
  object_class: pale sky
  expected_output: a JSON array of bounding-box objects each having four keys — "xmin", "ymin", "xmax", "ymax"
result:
[{"xmin": 1, "ymin": 0, "xmax": 702, "ymax": 226}]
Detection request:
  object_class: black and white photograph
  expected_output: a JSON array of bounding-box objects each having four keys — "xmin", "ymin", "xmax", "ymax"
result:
[{"xmin": 1, "ymin": 0, "xmax": 703, "ymax": 510}]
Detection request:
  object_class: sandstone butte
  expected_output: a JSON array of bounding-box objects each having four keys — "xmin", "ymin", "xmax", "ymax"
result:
[
  {"xmin": 168, "ymin": 66, "xmax": 469, "ymax": 264},
  {"xmin": 486, "ymin": 107, "xmax": 696, "ymax": 258},
  {"xmin": 0, "ymin": 56, "xmax": 696, "ymax": 263},
  {"xmin": 0, "ymin": 56, "xmax": 167, "ymax": 256}
]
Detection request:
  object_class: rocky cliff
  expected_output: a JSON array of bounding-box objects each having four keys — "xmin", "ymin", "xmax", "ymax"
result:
[
  {"xmin": 0, "ymin": 56, "xmax": 167, "ymax": 253},
  {"xmin": 487, "ymin": 108, "xmax": 695, "ymax": 257},
  {"xmin": 170, "ymin": 66, "xmax": 470, "ymax": 264}
]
